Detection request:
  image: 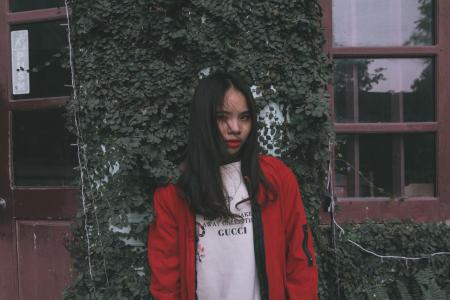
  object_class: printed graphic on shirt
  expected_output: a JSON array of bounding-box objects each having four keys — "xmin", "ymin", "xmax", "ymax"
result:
[
  {"xmin": 198, "ymin": 211, "xmax": 252, "ymax": 235},
  {"xmin": 196, "ymin": 221, "xmax": 205, "ymax": 238},
  {"xmin": 197, "ymin": 243, "xmax": 205, "ymax": 262},
  {"xmin": 196, "ymin": 208, "xmax": 253, "ymax": 263}
]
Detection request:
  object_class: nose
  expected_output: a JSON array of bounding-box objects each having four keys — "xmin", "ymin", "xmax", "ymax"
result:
[{"xmin": 226, "ymin": 118, "xmax": 241, "ymax": 134}]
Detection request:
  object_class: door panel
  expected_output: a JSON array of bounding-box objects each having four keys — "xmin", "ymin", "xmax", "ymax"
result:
[
  {"xmin": 17, "ymin": 221, "xmax": 73, "ymax": 300},
  {"xmin": 14, "ymin": 188, "xmax": 77, "ymax": 219}
]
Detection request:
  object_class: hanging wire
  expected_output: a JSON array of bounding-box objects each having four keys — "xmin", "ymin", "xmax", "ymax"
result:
[
  {"xmin": 327, "ymin": 142, "xmax": 341, "ymax": 299},
  {"xmin": 347, "ymin": 240, "xmax": 450, "ymax": 262}
]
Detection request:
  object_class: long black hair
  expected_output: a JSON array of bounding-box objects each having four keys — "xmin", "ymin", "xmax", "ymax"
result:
[{"xmin": 179, "ymin": 72, "xmax": 273, "ymax": 219}]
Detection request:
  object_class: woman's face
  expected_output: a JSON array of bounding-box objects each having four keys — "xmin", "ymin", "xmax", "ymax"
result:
[{"xmin": 216, "ymin": 87, "xmax": 252, "ymax": 156}]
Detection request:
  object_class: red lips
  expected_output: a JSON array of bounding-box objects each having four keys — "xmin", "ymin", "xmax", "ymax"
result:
[{"xmin": 226, "ymin": 140, "xmax": 241, "ymax": 149}]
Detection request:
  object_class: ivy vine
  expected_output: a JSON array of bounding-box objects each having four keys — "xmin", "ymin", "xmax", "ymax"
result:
[
  {"xmin": 319, "ymin": 221, "xmax": 450, "ymax": 299},
  {"xmin": 63, "ymin": 0, "xmax": 449, "ymax": 299}
]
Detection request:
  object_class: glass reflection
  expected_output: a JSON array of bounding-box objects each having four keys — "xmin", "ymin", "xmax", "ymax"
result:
[
  {"xmin": 10, "ymin": 0, "xmax": 63, "ymax": 12},
  {"xmin": 359, "ymin": 135, "xmax": 392, "ymax": 197},
  {"xmin": 335, "ymin": 134, "xmax": 393, "ymax": 197},
  {"xmin": 335, "ymin": 134, "xmax": 435, "ymax": 198},
  {"xmin": 404, "ymin": 133, "xmax": 435, "ymax": 197},
  {"xmin": 11, "ymin": 21, "xmax": 70, "ymax": 100},
  {"xmin": 335, "ymin": 135, "xmax": 356, "ymax": 197},
  {"xmin": 333, "ymin": 0, "xmax": 434, "ymax": 47},
  {"xmin": 13, "ymin": 109, "xmax": 77, "ymax": 186},
  {"xmin": 334, "ymin": 58, "xmax": 434, "ymax": 123}
]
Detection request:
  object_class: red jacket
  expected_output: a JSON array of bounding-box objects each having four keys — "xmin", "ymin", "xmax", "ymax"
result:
[{"xmin": 148, "ymin": 155, "xmax": 318, "ymax": 299}]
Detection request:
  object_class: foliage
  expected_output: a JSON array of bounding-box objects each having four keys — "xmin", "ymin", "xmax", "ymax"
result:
[
  {"xmin": 63, "ymin": 0, "xmax": 450, "ymax": 299},
  {"xmin": 64, "ymin": 0, "xmax": 330, "ymax": 299},
  {"xmin": 404, "ymin": 0, "xmax": 433, "ymax": 46},
  {"xmin": 317, "ymin": 221, "xmax": 450, "ymax": 299}
]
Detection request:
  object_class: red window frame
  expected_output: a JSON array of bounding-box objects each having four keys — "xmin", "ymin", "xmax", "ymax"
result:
[{"xmin": 321, "ymin": 0, "xmax": 450, "ymax": 222}]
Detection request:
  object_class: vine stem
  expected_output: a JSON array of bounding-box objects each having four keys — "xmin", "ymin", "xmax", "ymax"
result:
[
  {"xmin": 64, "ymin": 0, "xmax": 110, "ymax": 288},
  {"xmin": 64, "ymin": 0, "xmax": 106, "ymax": 293}
]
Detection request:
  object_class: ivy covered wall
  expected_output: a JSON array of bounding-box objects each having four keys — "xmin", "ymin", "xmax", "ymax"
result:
[{"xmin": 64, "ymin": 0, "xmax": 450, "ymax": 299}]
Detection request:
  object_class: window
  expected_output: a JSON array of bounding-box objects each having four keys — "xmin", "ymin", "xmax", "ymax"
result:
[
  {"xmin": 332, "ymin": 0, "xmax": 434, "ymax": 47},
  {"xmin": 11, "ymin": 20, "xmax": 71, "ymax": 100},
  {"xmin": 322, "ymin": 0, "xmax": 450, "ymax": 221},
  {"xmin": 9, "ymin": 0, "xmax": 64, "ymax": 12}
]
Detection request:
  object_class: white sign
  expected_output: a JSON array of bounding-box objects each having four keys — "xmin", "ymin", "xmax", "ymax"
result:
[{"xmin": 11, "ymin": 30, "xmax": 30, "ymax": 95}]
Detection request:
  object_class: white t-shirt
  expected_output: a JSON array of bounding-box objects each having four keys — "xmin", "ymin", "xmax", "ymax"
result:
[{"xmin": 196, "ymin": 161, "xmax": 260, "ymax": 300}]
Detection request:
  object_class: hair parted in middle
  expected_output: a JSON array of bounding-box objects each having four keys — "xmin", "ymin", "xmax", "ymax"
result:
[{"xmin": 178, "ymin": 71, "xmax": 274, "ymax": 219}]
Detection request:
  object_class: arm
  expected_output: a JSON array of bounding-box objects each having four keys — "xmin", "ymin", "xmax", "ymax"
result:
[
  {"xmin": 282, "ymin": 167, "xmax": 318, "ymax": 300},
  {"xmin": 147, "ymin": 188, "xmax": 180, "ymax": 300}
]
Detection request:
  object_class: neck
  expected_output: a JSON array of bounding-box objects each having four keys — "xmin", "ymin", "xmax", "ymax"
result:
[{"xmin": 221, "ymin": 152, "xmax": 241, "ymax": 165}]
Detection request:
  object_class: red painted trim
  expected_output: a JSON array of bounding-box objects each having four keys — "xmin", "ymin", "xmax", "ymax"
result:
[
  {"xmin": 320, "ymin": 200, "xmax": 450, "ymax": 223},
  {"xmin": 9, "ymin": 96, "xmax": 69, "ymax": 111},
  {"xmin": 435, "ymin": 0, "xmax": 441, "ymax": 45},
  {"xmin": 7, "ymin": 7, "xmax": 67, "ymax": 25},
  {"xmin": 436, "ymin": 0, "xmax": 450, "ymax": 205},
  {"xmin": 0, "ymin": 0, "xmax": 10, "ymax": 192},
  {"xmin": 320, "ymin": 0, "xmax": 332, "ymax": 55},
  {"xmin": 337, "ymin": 196, "xmax": 437, "ymax": 202},
  {"xmin": 13, "ymin": 188, "xmax": 78, "ymax": 220},
  {"xmin": 352, "ymin": 136, "xmax": 360, "ymax": 196},
  {"xmin": 331, "ymin": 47, "xmax": 439, "ymax": 58},
  {"xmin": 334, "ymin": 123, "xmax": 438, "ymax": 133},
  {"xmin": 334, "ymin": 199, "xmax": 450, "ymax": 223},
  {"xmin": 0, "ymin": 1, "xmax": 19, "ymax": 298}
]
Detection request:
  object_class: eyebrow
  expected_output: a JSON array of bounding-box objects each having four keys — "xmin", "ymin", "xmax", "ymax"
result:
[{"xmin": 216, "ymin": 110, "xmax": 250, "ymax": 115}]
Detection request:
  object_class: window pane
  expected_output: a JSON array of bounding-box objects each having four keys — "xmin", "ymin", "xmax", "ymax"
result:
[
  {"xmin": 13, "ymin": 109, "xmax": 77, "ymax": 186},
  {"xmin": 10, "ymin": 0, "xmax": 64, "ymax": 12},
  {"xmin": 335, "ymin": 135, "xmax": 356, "ymax": 197},
  {"xmin": 334, "ymin": 58, "xmax": 434, "ymax": 123},
  {"xmin": 404, "ymin": 133, "xmax": 435, "ymax": 197},
  {"xmin": 333, "ymin": 0, "xmax": 434, "ymax": 47},
  {"xmin": 359, "ymin": 135, "xmax": 393, "ymax": 197},
  {"xmin": 11, "ymin": 20, "xmax": 70, "ymax": 100},
  {"xmin": 335, "ymin": 134, "xmax": 435, "ymax": 198}
]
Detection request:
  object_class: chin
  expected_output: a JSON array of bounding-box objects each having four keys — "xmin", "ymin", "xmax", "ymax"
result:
[{"xmin": 227, "ymin": 149, "xmax": 240, "ymax": 155}]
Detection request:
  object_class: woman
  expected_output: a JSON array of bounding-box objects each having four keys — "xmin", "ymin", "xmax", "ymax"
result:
[{"xmin": 147, "ymin": 72, "xmax": 318, "ymax": 300}]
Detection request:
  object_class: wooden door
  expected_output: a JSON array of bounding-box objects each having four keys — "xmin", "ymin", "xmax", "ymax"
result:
[{"xmin": 0, "ymin": 1, "xmax": 77, "ymax": 299}]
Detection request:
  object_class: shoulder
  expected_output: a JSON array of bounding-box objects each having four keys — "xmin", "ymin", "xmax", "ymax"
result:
[
  {"xmin": 259, "ymin": 154, "xmax": 295, "ymax": 180},
  {"xmin": 153, "ymin": 183, "xmax": 186, "ymax": 213},
  {"xmin": 259, "ymin": 155, "xmax": 301, "ymax": 201},
  {"xmin": 154, "ymin": 183, "xmax": 179, "ymax": 197}
]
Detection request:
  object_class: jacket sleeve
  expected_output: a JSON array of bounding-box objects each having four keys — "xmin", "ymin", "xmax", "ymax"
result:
[
  {"xmin": 281, "ymin": 166, "xmax": 318, "ymax": 300},
  {"xmin": 147, "ymin": 188, "xmax": 180, "ymax": 300}
]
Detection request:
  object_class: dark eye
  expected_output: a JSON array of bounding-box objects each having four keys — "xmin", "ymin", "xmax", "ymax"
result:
[
  {"xmin": 216, "ymin": 113, "xmax": 226, "ymax": 121},
  {"xmin": 240, "ymin": 114, "xmax": 250, "ymax": 121}
]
